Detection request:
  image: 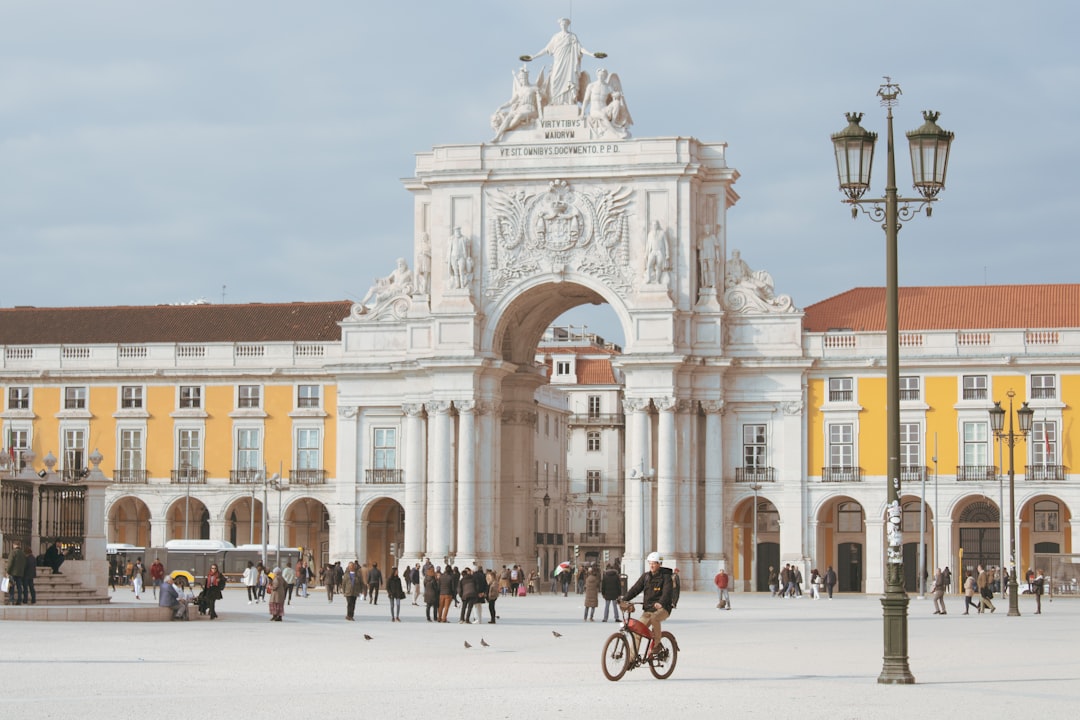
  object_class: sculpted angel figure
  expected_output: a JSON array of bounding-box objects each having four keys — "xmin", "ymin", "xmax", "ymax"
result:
[
  {"xmin": 447, "ymin": 227, "xmax": 473, "ymax": 290},
  {"xmin": 643, "ymin": 220, "xmax": 669, "ymax": 284},
  {"xmin": 360, "ymin": 258, "xmax": 413, "ymax": 308},
  {"xmin": 583, "ymin": 68, "xmax": 632, "ymax": 138},
  {"xmin": 521, "ymin": 17, "xmax": 605, "ymax": 106},
  {"xmin": 491, "ymin": 66, "xmax": 544, "ymax": 143}
]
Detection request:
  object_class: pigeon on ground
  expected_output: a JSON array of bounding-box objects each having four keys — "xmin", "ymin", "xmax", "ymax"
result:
[
  {"xmin": 480, "ymin": 638, "xmax": 490, "ymax": 647},
  {"xmin": 363, "ymin": 634, "xmax": 373, "ymax": 641},
  {"xmin": 464, "ymin": 641, "xmax": 472, "ymax": 649},
  {"xmin": 552, "ymin": 631, "xmax": 562, "ymax": 638}
]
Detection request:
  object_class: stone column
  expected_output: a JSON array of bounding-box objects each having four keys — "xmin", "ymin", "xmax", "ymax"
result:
[
  {"xmin": 675, "ymin": 399, "xmax": 696, "ymax": 565},
  {"xmin": 702, "ymin": 400, "xmax": 725, "ymax": 562},
  {"xmin": 476, "ymin": 401, "xmax": 501, "ymax": 568},
  {"xmin": 655, "ymin": 397, "xmax": 677, "ymax": 560},
  {"xmin": 335, "ymin": 405, "xmax": 360, "ymax": 560},
  {"xmin": 402, "ymin": 403, "xmax": 427, "ymax": 568},
  {"xmin": 455, "ymin": 400, "xmax": 477, "ymax": 566},
  {"xmin": 622, "ymin": 397, "xmax": 651, "ymax": 575},
  {"xmin": 865, "ymin": 517, "xmax": 884, "ymax": 594},
  {"xmin": 426, "ymin": 401, "xmax": 454, "ymax": 562}
]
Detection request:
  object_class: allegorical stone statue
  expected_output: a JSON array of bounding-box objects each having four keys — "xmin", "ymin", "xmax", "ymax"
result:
[
  {"xmin": 415, "ymin": 232, "xmax": 431, "ymax": 295},
  {"xmin": 521, "ymin": 17, "xmax": 606, "ymax": 106},
  {"xmin": 447, "ymin": 227, "xmax": 474, "ymax": 290},
  {"xmin": 697, "ymin": 223, "xmax": 720, "ymax": 289},
  {"xmin": 359, "ymin": 258, "xmax": 413, "ymax": 311},
  {"xmin": 583, "ymin": 68, "xmax": 632, "ymax": 139},
  {"xmin": 491, "ymin": 66, "xmax": 544, "ymax": 143},
  {"xmin": 643, "ymin": 220, "xmax": 669, "ymax": 285},
  {"xmin": 722, "ymin": 249, "xmax": 796, "ymax": 313}
]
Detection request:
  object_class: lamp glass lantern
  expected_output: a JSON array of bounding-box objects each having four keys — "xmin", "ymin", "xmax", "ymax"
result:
[
  {"xmin": 830, "ymin": 112, "xmax": 878, "ymax": 201},
  {"xmin": 906, "ymin": 111, "xmax": 955, "ymax": 200}
]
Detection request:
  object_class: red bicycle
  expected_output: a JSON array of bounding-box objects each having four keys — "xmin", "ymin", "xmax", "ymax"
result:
[{"xmin": 601, "ymin": 602, "xmax": 679, "ymax": 681}]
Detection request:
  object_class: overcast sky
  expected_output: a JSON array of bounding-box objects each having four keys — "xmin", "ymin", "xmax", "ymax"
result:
[{"xmin": 2, "ymin": 1, "xmax": 1076, "ymax": 344}]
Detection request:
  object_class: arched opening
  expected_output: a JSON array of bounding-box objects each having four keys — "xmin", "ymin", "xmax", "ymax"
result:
[
  {"xmin": 166, "ymin": 497, "xmax": 209, "ymax": 541},
  {"xmin": 1021, "ymin": 495, "xmax": 1072, "ymax": 569},
  {"xmin": 285, "ymin": 497, "xmax": 329, "ymax": 568},
  {"xmin": 363, "ymin": 497, "xmax": 404, "ymax": 571},
  {"xmin": 818, "ymin": 497, "xmax": 865, "ymax": 592},
  {"xmin": 733, "ymin": 494, "xmax": 779, "ymax": 592},
  {"xmin": 955, "ymin": 498, "xmax": 1000, "ymax": 578},
  {"xmin": 107, "ymin": 496, "xmax": 151, "ymax": 546},
  {"xmin": 900, "ymin": 496, "xmax": 935, "ymax": 592},
  {"xmin": 223, "ymin": 495, "xmax": 265, "ymax": 546}
]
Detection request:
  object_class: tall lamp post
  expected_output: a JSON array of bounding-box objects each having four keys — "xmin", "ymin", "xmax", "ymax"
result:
[
  {"xmin": 749, "ymin": 482, "xmax": 762, "ymax": 592},
  {"xmin": 830, "ymin": 77, "xmax": 954, "ymax": 685},
  {"xmin": 989, "ymin": 389, "xmax": 1033, "ymax": 617}
]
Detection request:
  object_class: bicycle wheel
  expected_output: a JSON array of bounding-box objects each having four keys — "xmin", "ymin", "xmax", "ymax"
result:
[
  {"xmin": 601, "ymin": 633, "xmax": 631, "ymax": 681},
  {"xmin": 648, "ymin": 631, "xmax": 678, "ymax": 679}
]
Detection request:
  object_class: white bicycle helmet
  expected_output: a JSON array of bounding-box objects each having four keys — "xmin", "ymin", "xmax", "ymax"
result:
[{"xmin": 646, "ymin": 552, "xmax": 662, "ymax": 564}]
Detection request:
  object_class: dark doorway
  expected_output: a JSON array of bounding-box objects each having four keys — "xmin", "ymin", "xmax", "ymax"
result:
[
  {"xmin": 757, "ymin": 542, "xmax": 779, "ymax": 592},
  {"xmin": 959, "ymin": 527, "xmax": 1000, "ymax": 576},
  {"xmin": 903, "ymin": 542, "xmax": 928, "ymax": 592},
  {"xmin": 838, "ymin": 542, "xmax": 863, "ymax": 592}
]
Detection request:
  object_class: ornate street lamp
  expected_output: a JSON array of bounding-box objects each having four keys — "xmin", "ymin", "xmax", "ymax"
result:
[
  {"xmin": 830, "ymin": 77, "xmax": 954, "ymax": 685},
  {"xmin": 989, "ymin": 390, "xmax": 1034, "ymax": 617}
]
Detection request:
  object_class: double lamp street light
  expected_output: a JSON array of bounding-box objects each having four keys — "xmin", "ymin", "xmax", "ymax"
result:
[
  {"xmin": 830, "ymin": 77, "xmax": 955, "ymax": 685},
  {"xmin": 989, "ymin": 389, "xmax": 1034, "ymax": 618}
]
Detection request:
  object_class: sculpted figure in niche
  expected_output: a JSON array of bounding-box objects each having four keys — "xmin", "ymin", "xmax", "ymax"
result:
[
  {"xmin": 491, "ymin": 67, "xmax": 543, "ymax": 143},
  {"xmin": 521, "ymin": 17, "xmax": 606, "ymax": 106},
  {"xmin": 583, "ymin": 68, "xmax": 632, "ymax": 139},
  {"xmin": 415, "ymin": 232, "xmax": 431, "ymax": 295},
  {"xmin": 447, "ymin": 227, "xmax": 474, "ymax": 290},
  {"xmin": 697, "ymin": 224, "xmax": 720, "ymax": 289},
  {"xmin": 643, "ymin": 220, "xmax": 670, "ymax": 285},
  {"xmin": 360, "ymin": 258, "xmax": 413, "ymax": 308}
]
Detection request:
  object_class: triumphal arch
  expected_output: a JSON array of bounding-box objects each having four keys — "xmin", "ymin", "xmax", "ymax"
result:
[{"xmin": 335, "ymin": 19, "xmax": 804, "ymax": 587}]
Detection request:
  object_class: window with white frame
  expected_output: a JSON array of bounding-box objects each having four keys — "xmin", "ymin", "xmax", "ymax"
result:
[
  {"xmin": 236, "ymin": 428, "xmax": 260, "ymax": 470},
  {"xmin": 178, "ymin": 428, "xmax": 202, "ymax": 471},
  {"xmin": 1034, "ymin": 500, "xmax": 1059, "ymax": 532},
  {"xmin": 120, "ymin": 429, "xmax": 143, "ymax": 471},
  {"xmin": 555, "ymin": 360, "xmax": 571, "ymax": 376},
  {"xmin": 1032, "ymin": 421, "xmax": 1057, "ymax": 465},
  {"xmin": 828, "ymin": 377, "xmax": 853, "ymax": 402},
  {"xmin": 1031, "ymin": 374, "xmax": 1056, "ymax": 400},
  {"xmin": 962, "ymin": 375, "xmax": 988, "ymax": 400},
  {"xmin": 6, "ymin": 428, "xmax": 29, "ymax": 470},
  {"xmin": 373, "ymin": 428, "xmax": 397, "ymax": 469},
  {"xmin": 587, "ymin": 469, "xmax": 601, "ymax": 494},
  {"xmin": 64, "ymin": 429, "xmax": 86, "ymax": 474},
  {"xmin": 238, "ymin": 385, "xmax": 261, "ymax": 409},
  {"xmin": 7, "ymin": 386, "xmax": 30, "ymax": 410},
  {"xmin": 828, "ymin": 424, "xmax": 854, "ymax": 468},
  {"xmin": 297, "ymin": 384, "xmax": 320, "ymax": 408},
  {"xmin": 899, "ymin": 376, "xmax": 921, "ymax": 401},
  {"xmin": 586, "ymin": 510, "xmax": 600, "ymax": 536},
  {"xmin": 900, "ymin": 423, "xmax": 921, "ymax": 468},
  {"xmin": 179, "ymin": 386, "xmax": 202, "ymax": 409},
  {"xmin": 121, "ymin": 386, "xmax": 143, "ymax": 409},
  {"xmin": 587, "ymin": 395, "xmax": 601, "ymax": 418},
  {"xmin": 586, "ymin": 430, "xmax": 601, "ymax": 452},
  {"xmin": 296, "ymin": 428, "xmax": 320, "ymax": 470},
  {"xmin": 64, "ymin": 386, "xmax": 87, "ymax": 410},
  {"xmin": 743, "ymin": 424, "xmax": 767, "ymax": 469},
  {"xmin": 962, "ymin": 422, "xmax": 988, "ymax": 465}
]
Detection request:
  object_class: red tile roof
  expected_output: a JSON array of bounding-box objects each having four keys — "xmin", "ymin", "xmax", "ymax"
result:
[
  {"xmin": 0, "ymin": 301, "xmax": 355, "ymax": 345},
  {"xmin": 577, "ymin": 358, "xmax": 617, "ymax": 385},
  {"xmin": 803, "ymin": 286, "xmax": 1080, "ymax": 333}
]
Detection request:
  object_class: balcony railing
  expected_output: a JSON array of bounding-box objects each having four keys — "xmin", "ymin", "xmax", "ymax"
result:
[
  {"xmin": 366, "ymin": 468, "xmax": 403, "ymax": 484},
  {"xmin": 735, "ymin": 467, "xmax": 776, "ymax": 483},
  {"xmin": 171, "ymin": 469, "xmax": 207, "ymax": 484},
  {"xmin": 962, "ymin": 388, "xmax": 988, "ymax": 400},
  {"xmin": 113, "ymin": 469, "xmax": 148, "ymax": 484},
  {"xmin": 229, "ymin": 469, "xmax": 263, "ymax": 484},
  {"xmin": 568, "ymin": 413, "xmax": 625, "ymax": 426},
  {"xmin": 956, "ymin": 465, "xmax": 998, "ymax": 482},
  {"xmin": 289, "ymin": 468, "xmax": 327, "ymax": 485},
  {"xmin": 1025, "ymin": 465, "xmax": 1067, "ymax": 481},
  {"xmin": 828, "ymin": 390, "xmax": 853, "ymax": 402},
  {"xmin": 1030, "ymin": 387, "xmax": 1056, "ymax": 400},
  {"xmin": 821, "ymin": 466, "xmax": 862, "ymax": 482},
  {"xmin": 900, "ymin": 466, "xmax": 927, "ymax": 483}
]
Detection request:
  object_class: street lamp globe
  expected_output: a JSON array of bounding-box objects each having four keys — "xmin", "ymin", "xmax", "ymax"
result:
[
  {"xmin": 906, "ymin": 111, "xmax": 955, "ymax": 200},
  {"xmin": 831, "ymin": 112, "xmax": 878, "ymax": 201}
]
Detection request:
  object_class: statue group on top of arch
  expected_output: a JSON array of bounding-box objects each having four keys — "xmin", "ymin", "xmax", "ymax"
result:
[
  {"xmin": 491, "ymin": 18, "xmax": 633, "ymax": 143},
  {"xmin": 721, "ymin": 249, "xmax": 797, "ymax": 314},
  {"xmin": 354, "ymin": 257, "xmax": 415, "ymax": 319}
]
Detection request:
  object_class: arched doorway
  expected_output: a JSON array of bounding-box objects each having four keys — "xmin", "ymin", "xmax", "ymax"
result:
[
  {"xmin": 285, "ymin": 497, "xmax": 329, "ymax": 567},
  {"xmin": 900, "ymin": 496, "xmax": 935, "ymax": 592},
  {"xmin": 166, "ymin": 497, "xmax": 209, "ymax": 541},
  {"xmin": 1021, "ymin": 496, "xmax": 1072, "ymax": 570},
  {"xmin": 363, "ymin": 497, "xmax": 404, "ymax": 571},
  {"xmin": 223, "ymin": 495, "xmax": 264, "ymax": 546},
  {"xmin": 733, "ymin": 494, "xmax": 779, "ymax": 592},
  {"xmin": 955, "ymin": 498, "xmax": 1000, "ymax": 578},
  {"xmin": 108, "ymin": 496, "xmax": 151, "ymax": 546},
  {"xmin": 818, "ymin": 497, "xmax": 866, "ymax": 592}
]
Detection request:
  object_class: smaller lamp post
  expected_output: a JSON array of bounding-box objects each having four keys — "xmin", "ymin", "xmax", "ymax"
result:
[
  {"xmin": 749, "ymin": 482, "xmax": 762, "ymax": 592},
  {"xmin": 989, "ymin": 390, "xmax": 1034, "ymax": 617}
]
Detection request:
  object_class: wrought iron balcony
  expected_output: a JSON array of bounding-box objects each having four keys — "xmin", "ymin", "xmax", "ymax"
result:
[
  {"xmin": 956, "ymin": 465, "xmax": 998, "ymax": 482},
  {"xmin": 568, "ymin": 413, "xmax": 625, "ymax": 426},
  {"xmin": 735, "ymin": 467, "xmax": 776, "ymax": 483},
  {"xmin": 900, "ymin": 465, "xmax": 927, "ymax": 483},
  {"xmin": 229, "ymin": 469, "xmax": 263, "ymax": 484},
  {"xmin": 365, "ymin": 468, "xmax": 403, "ymax": 484},
  {"xmin": 821, "ymin": 466, "xmax": 862, "ymax": 482},
  {"xmin": 828, "ymin": 390, "xmax": 853, "ymax": 402},
  {"xmin": 171, "ymin": 469, "xmax": 207, "ymax": 484},
  {"xmin": 289, "ymin": 468, "xmax": 327, "ymax": 485},
  {"xmin": 113, "ymin": 469, "xmax": 148, "ymax": 484},
  {"xmin": 1025, "ymin": 465, "xmax": 1066, "ymax": 481}
]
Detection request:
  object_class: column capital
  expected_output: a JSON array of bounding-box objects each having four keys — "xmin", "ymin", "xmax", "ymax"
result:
[
  {"xmin": 455, "ymin": 399, "xmax": 477, "ymax": 415},
  {"xmin": 338, "ymin": 405, "xmax": 359, "ymax": 419},
  {"xmin": 402, "ymin": 402, "xmax": 426, "ymax": 418},
  {"xmin": 700, "ymin": 399, "xmax": 726, "ymax": 415},
  {"xmin": 675, "ymin": 398, "xmax": 695, "ymax": 414},
  {"xmin": 477, "ymin": 400, "xmax": 502, "ymax": 417},
  {"xmin": 427, "ymin": 400, "xmax": 452, "ymax": 416},
  {"xmin": 622, "ymin": 397, "xmax": 650, "ymax": 413},
  {"xmin": 503, "ymin": 409, "xmax": 537, "ymax": 426},
  {"xmin": 781, "ymin": 400, "xmax": 804, "ymax": 416},
  {"xmin": 654, "ymin": 397, "xmax": 677, "ymax": 413}
]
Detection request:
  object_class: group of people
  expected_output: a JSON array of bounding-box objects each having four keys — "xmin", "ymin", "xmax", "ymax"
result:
[
  {"xmin": 3, "ymin": 540, "xmax": 67, "ymax": 606},
  {"xmin": 766, "ymin": 564, "xmax": 838, "ymax": 599},
  {"xmin": 960, "ymin": 564, "xmax": 1046, "ymax": 615}
]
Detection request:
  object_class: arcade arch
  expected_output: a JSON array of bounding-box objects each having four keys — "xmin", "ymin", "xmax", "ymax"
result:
[
  {"xmin": 362, "ymin": 497, "xmax": 404, "ymax": 570},
  {"xmin": 108, "ymin": 496, "xmax": 151, "ymax": 547},
  {"xmin": 165, "ymin": 497, "xmax": 209, "ymax": 541},
  {"xmin": 284, "ymin": 497, "xmax": 329, "ymax": 567},
  {"xmin": 733, "ymin": 494, "xmax": 779, "ymax": 592},
  {"xmin": 816, "ymin": 497, "xmax": 866, "ymax": 593}
]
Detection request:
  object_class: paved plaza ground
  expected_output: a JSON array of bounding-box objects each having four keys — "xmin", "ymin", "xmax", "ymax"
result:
[{"xmin": 0, "ymin": 586, "xmax": 1075, "ymax": 719}]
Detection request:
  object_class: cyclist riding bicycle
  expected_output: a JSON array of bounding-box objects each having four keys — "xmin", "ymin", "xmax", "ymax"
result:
[{"xmin": 621, "ymin": 552, "xmax": 674, "ymax": 658}]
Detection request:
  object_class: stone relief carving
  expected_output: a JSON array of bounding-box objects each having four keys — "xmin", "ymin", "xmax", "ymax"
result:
[
  {"xmin": 447, "ymin": 227, "xmax": 474, "ymax": 291},
  {"xmin": 643, "ymin": 220, "xmax": 670, "ymax": 286},
  {"xmin": 338, "ymin": 406, "xmax": 359, "ymax": 419},
  {"xmin": 782, "ymin": 400, "xmax": 804, "ymax": 416},
  {"xmin": 485, "ymin": 179, "xmax": 633, "ymax": 298},
  {"xmin": 352, "ymin": 257, "xmax": 414, "ymax": 321},
  {"xmin": 722, "ymin": 249, "xmax": 796, "ymax": 314}
]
